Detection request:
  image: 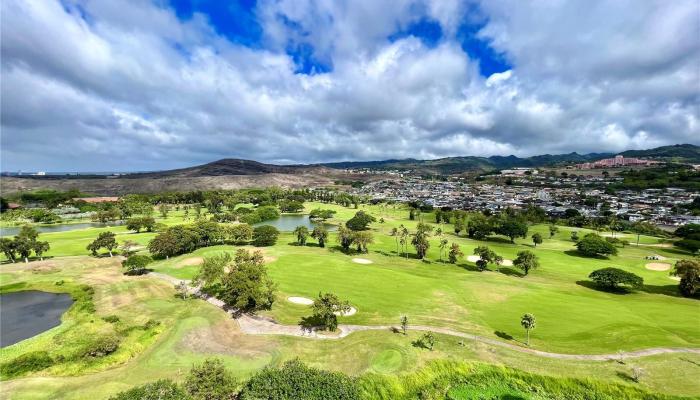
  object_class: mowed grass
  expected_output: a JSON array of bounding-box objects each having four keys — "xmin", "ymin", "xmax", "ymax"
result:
[
  {"xmin": 1, "ymin": 202, "xmax": 699, "ymax": 398},
  {"xmin": 1, "ymin": 255, "xmax": 699, "ymax": 398}
]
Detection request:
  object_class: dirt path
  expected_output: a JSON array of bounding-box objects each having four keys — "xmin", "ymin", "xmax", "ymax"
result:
[{"xmin": 148, "ymin": 272, "xmax": 700, "ymax": 361}]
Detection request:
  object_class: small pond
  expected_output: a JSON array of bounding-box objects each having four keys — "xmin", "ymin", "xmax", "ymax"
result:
[
  {"xmin": 0, "ymin": 291, "xmax": 74, "ymax": 347},
  {"xmin": 254, "ymin": 215, "xmax": 336, "ymax": 232},
  {"xmin": 1, "ymin": 221, "xmax": 124, "ymax": 237}
]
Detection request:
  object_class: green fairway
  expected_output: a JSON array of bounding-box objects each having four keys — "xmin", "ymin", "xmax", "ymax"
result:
[{"xmin": 1, "ymin": 202, "xmax": 698, "ymax": 399}]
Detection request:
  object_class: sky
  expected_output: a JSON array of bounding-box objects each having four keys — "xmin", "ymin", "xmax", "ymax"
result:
[{"xmin": 1, "ymin": 0, "xmax": 699, "ymax": 172}]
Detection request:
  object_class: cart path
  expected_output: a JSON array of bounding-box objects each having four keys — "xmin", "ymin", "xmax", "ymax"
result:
[{"xmin": 149, "ymin": 271, "xmax": 700, "ymax": 361}]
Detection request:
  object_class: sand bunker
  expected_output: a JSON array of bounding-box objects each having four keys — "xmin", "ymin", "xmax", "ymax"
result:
[
  {"xmin": 287, "ymin": 296, "xmax": 314, "ymax": 305},
  {"xmin": 501, "ymin": 259, "xmax": 513, "ymax": 266},
  {"xmin": 334, "ymin": 306, "xmax": 357, "ymax": 316},
  {"xmin": 352, "ymin": 258, "xmax": 373, "ymax": 264},
  {"xmin": 669, "ymin": 276, "xmax": 681, "ymax": 281},
  {"xmin": 177, "ymin": 257, "xmax": 203, "ymax": 267},
  {"xmin": 645, "ymin": 263, "xmax": 671, "ymax": 271},
  {"xmin": 466, "ymin": 255, "xmax": 512, "ymax": 266},
  {"xmin": 466, "ymin": 255, "xmax": 481, "ymax": 262}
]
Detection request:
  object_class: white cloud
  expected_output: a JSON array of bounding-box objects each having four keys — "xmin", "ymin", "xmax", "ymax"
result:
[{"xmin": 1, "ymin": 0, "xmax": 698, "ymax": 171}]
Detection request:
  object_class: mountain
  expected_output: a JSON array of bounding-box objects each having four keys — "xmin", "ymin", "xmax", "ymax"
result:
[
  {"xmin": 130, "ymin": 158, "xmax": 327, "ymax": 178},
  {"xmin": 320, "ymin": 144, "xmax": 699, "ymax": 174}
]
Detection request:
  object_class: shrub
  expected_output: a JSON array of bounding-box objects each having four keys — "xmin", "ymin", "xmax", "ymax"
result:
[
  {"xmin": 589, "ymin": 267, "xmax": 643, "ymax": 291},
  {"xmin": 0, "ymin": 351, "xmax": 54, "ymax": 378},
  {"xmin": 80, "ymin": 335, "xmax": 120, "ymax": 358},
  {"xmin": 122, "ymin": 254, "xmax": 153, "ymax": 275},
  {"xmin": 143, "ymin": 319, "xmax": 161, "ymax": 330},
  {"xmin": 109, "ymin": 379, "xmax": 190, "ymax": 400},
  {"xmin": 576, "ymin": 233, "xmax": 618, "ymax": 257},
  {"xmin": 239, "ymin": 359, "xmax": 359, "ymax": 400},
  {"xmin": 252, "ymin": 225, "xmax": 279, "ymax": 247},
  {"xmin": 102, "ymin": 315, "xmax": 121, "ymax": 323},
  {"xmin": 184, "ymin": 358, "xmax": 238, "ymax": 400}
]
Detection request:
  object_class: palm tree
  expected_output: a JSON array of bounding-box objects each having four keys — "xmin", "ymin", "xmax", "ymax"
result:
[
  {"xmin": 521, "ymin": 313, "xmax": 536, "ymax": 346},
  {"xmin": 439, "ymin": 238, "xmax": 448, "ymax": 261},
  {"xmin": 391, "ymin": 226, "xmax": 399, "ymax": 254},
  {"xmin": 311, "ymin": 226, "xmax": 328, "ymax": 248},
  {"xmin": 293, "ymin": 226, "xmax": 309, "ymax": 246},
  {"xmin": 400, "ymin": 227, "xmax": 410, "ymax": 258}
]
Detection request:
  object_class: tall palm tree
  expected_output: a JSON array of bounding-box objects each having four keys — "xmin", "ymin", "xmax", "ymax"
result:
[
  {"xmin": 439, "ymin": 238, "xmax": 449, "ymax": 261},
  {"xmin": 521, "ymin": 313, "xmax": 536, "ymax": 346}
]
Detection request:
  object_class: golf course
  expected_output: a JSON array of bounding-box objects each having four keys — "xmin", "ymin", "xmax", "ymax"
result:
[{"xmin": 1, "ymin": 201, "xmax": 699, "ymax": 399}]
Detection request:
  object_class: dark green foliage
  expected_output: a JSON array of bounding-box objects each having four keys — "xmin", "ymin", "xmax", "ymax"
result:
[
  {"xmin": 345, "ymin": 211, "xmax": 376, "ymax": 231},
  {"xmin": 184, "ymin": 358, "xmax": 237, "ymax": 400},
  {"xmin": 311, "ymin": 226, "xmax": 328, "ymax": 247},
  {"xmin": 278, "ymin": 200, "xmax": 304, "ymax": 213},
  {"xmin": 0, "ymin": 351, "xmax": 53, "ymax": 378},
  {"xmin": 109, "ymin": 380, "xmax": 191, "ymax": 400},
  {"xmin": 671, "ymin": 259, "xmax": 700, "ymax": 297},
  {"xmin": 239, "ymin": 359, "xmax": 360, "ymax": 400},
  {"xmin": 195, "ymin": 253, "xmax": 232, "ymax": 288},
  {"xmin": 102, "ymin": 315, "xmax": 120, "ymax": 323},
  {"xmin": 86, "ymin": 231, "xmax": 118, "ymax": 257},
  {"xmin": 122, "ymin": 254, "xmax": 153, "ymax": 275},
  {"xmin": 576, "ymin": 233, "xmax": 618, "ymax": 257},
  {"xmin": 219, "ymin": 249, "xmax": 276, "ymax": 312},
  {"xmin": 589, "ymin": 268, "xmax": 643, "ymax": 290},
  {"xmin": 495, "ymin": 217, "xmax": 529, "ymax": 243},
  {"xmin": 309, "ymin": 208, "xmax": 336, "ymax": 221},
  {"xmin": 252, "ymin": 225, "xmax": 279, "ymax": 246},
  {"xmin": 513, "ymin": 251, "xmax": 539, "ymax": 276},
  {"xmin": 79, "ymin": 334, "xmax": 120, "ymax": 358},
  {"xmin": 126, "ymin": 216, "xmax": 156, "ymax": 232},
  {"xmin": 256, "ymin": 206, "xmax": 281, "ymax": 221},
  {"xmin": 310, "ymin": 292, "xmax": 351, "ymax": 331}
]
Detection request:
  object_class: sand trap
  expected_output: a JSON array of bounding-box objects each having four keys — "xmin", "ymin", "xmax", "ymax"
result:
[
  {"xmin": 177, "ymin": 257, "xmax": 203, "ymax": 267},
  {"xmin": 466, "ymin": 255, "xmax": 481, "ymax": 262},
  {"xmin": 501, "ymin": 259, "xmax": 513, "ymax": 266},
  {"xmin": 287, "ymin": 296, "xmax": 314, "ymax": 305},
  {"xmin": 669, "ymin": 276, "xmax": 681, "ymax": 281},
  {"xmin": 645, "ymin": 263, "xmax": 671, "ymax": 271},
  {"xmin": 352, "ymin": 258, "xmax": 373, "ymax": 264},
  {"xmin": 334, "ymin": 306, "xmax": 357, "ymax": 316}
]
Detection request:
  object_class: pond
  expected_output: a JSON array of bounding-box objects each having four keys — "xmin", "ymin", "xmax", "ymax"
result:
[
  {"xmin": 0, "ymin": 291, "xmax": 74, "ymax": 347},
  {"xmin": 254, "ymin": 215, "xmax": 337, "ymax": 232},
  {"xmin": 0, "ymin": 221, "xmax": 124, "ymax": 237}
]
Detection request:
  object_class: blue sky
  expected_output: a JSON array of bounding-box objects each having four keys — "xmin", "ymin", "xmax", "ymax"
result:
[{"xmin": 1, "ymin": 0, "xmax": 698, "ymax": 171}]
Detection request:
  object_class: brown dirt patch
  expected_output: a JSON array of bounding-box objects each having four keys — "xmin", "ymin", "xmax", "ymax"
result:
[
  {"xmin": 176, "ymin": 257, "xmax": 204, "ymax": 268},
  {"xmin": 645, "ymin": 262, "xmax": 671, "ymax": 271},
  {"xmin": 181, "ymin": 319, "xmax": 275, "ymax": 358}
]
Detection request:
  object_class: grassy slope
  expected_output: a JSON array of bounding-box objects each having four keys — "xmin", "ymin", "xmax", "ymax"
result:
[{"xmin": 1, "ymin": 202, "xmax": 698, "ymax": 398}]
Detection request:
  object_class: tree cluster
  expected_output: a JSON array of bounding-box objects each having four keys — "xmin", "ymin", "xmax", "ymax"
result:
[{"xmin": 0, "ymin": 226, "xmax": 50, "ymax": 263}]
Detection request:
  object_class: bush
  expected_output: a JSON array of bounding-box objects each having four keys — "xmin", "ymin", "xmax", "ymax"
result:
[
  {"xmin": 102, "ymin": 315, "xmax": 121, "ymax": 323},
  {"xmin": 184, "ymin": 358, "xmax": 238, "ymax": 400},
  {"xmin": 239, "ymin": 359, "xmax": 359, "ymax": 400},
  {"xmin": 0, "ymin": 351, "xmax": 54, "ymax": 378},
  {"xmin": 109, "ymin": 379, "xmax": 190, "ymax": 400},
  {"xmin": 576, "ymin": 233, "xmax": 618, "ymax": 257},
  {"xmin": 122, "ymin": 254, "xmax": 153, "ymax": 275},
  {"xmin": 252, "ymin": 225, "xmax": 279, "ymax": 247},
  {"xmin": 589, "ymin": 268, "xmax": 643, "ymax": 291},
  {"xmin": 80, "ymin": 335, "xmax": 120, "ymax": 358}
]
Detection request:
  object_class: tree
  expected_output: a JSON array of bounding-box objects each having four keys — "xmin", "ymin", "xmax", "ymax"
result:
[
  {"xmin": 337, "ymin": 226, "xmax": 354, "ymax": 252},
  {"xmin": 175, "ymin": 281, "xmax": 189, "ymax": 300},
  {"xmin": 513, "ymin": 250, "xmax": 539, "ymax": 276},
  {"xmin": 293, "ymin": 226, "xmax": 309, "ymax": 246},
  {"xmin": 671, "ymin": 259, "xmax": 700, "ymax": 297},
  {"xmin": 411, "ymin": 223, "xmax": 432, "ymax": 259},
  {"xmin": 531, "ymin": 232, "xmax": 543, "ymax": 247},
  {"xmin": 548, "ymin": 225, "xmax": 559, "ymax": 238},
  {"xmin": 148, "ymin": 229, "xmax": 181, "ymax": 259},
  {"xmin": 399, "ymin": 226, "xmax": 410, "ymax": 258},
  {"xmin": 278, "ymin": 200, "xmax": 304, "ymax": 213},
  {"xmin": 311, "ymin": 226, "xmax": 328, "ymax": 248},
  {"xmin": 109, "ymin": 379, "xmax": 189, "ymax": 400},
  {"xmin": 126, "ymin": 217, "xmax": 155, "ymax": 233},
  {"xmin": 576, "ymin": 233, "xmax": 618, "ymax": 257},
  {"xmin": 311, "ymin": 292, "xmax": 350, "ymax": 331},
  {"xmin": 219, "ymin": 249, "xmax": 276, "ymax": 312},
  {"xmin": 496, "ymin": 217, "xmax": 529, "ymax": 243},
  {"xmin": 158, "ymin": 204, "xmax": 169, "ymax": 218},
  {"xmin": 194, "ymin": 253, "xmax": 231, "ymax": 288},
  {"xmin": 227, "ymin": 223, "xmax": 253, "ymax": 244},
  {"xmin": 390, "ymin": 227, "xmax": 399, "ymax": 253},
  {"xmin": 122, "ymin": 254, "xmax": 153, "ymax": 275},
  {"xmin": 571, "ymin": 231, "xmax": 579, "ymax": 242},
  {"xmin": 351, "ymin": 231, "xmax": 373, "ymax": 253},
  {"xmin": 33, "ymin": 241, "xmax": 50, "ymax": 261},
  {"xmin": 448, "ymin": 243, "xmax": 463, "ymax": 264},
  {"xmin": 87, "ymin": 231, "xmax": 118, "ymax": 257},
  {"xmin": 400, "ymin": 315, "xmax": 408, "ymax": 335},
  {"xmin": 589, "ymin": 267, "xmax": 643, "ymax": 291},
  {"xmin": 184, "ymin": 358, "xmax": 237, "ymax": 400},
  {"xmin": 473, "ymin": 246, "xmax": 503, "ymax": 271},
  {"xmin": 419, "ymin": 332, "xmax": 435, "ymax": 350},
  {"xmin": 14, "ymin": 226, "xmax": 40, "ymax": 263},
  {"xmin": 467, "ymin": 214, "xmax": 492, "ymax": 240},
  {"xmin": 309, "ymin": 208, "xmax": 336, "ymax": 221},
  {"xmin": 521, "ymin": 313, "xmax": 536, "ymax": 346},
  {"xmin": 438, "ymin": 238, "xmax": 449, "ymax": 261},
  {"xmin": 252, "ymin": 225, "xmax": 279, "ymax": 247},
  {"xmin": 0, "ymin": 238, "xmax": 17, "ymax": 263},
  {"xmin": 454, "ymin": 218, "xmax": 465, "ymax": 235},
  {"xmin": 345, "ymin": 211, "xmax": 375, "ymax": 231},
  {"xmin": 119, "ymin": 240, "xmax": 139, "ymax": 258}
]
